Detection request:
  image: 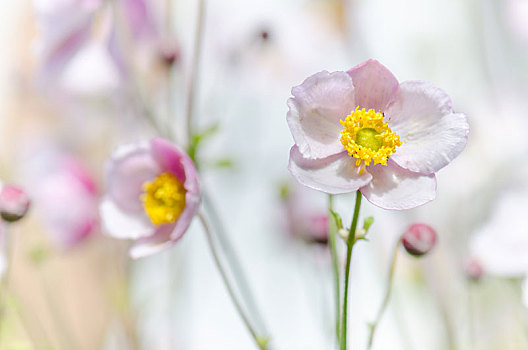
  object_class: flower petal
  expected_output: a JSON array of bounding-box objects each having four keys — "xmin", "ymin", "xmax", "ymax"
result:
[
  {"xmin": 346, "ymin": 59, "xmax": 399, "ymax": 111},
  {"xmin": 100, "ymin": 197, "xmax": 154, "ymax": 239},
  {"xmin": 287, "ymin": 71, "xmax": 355, "ymax": 159},
  {"xmin": 150, "ymin": 137, "xmax": 186, "ymax": 182},
  {"xmin": 288, "ymin": 146, "xmax": 372, "ymax": 194},
  {"xmin": 106, "ymin": 142, "xmax": 160, "ymax": 214},
  {"xmin": 360, "ymin": 160, "xmax": 436, "ymax": 210},
  {"xmin": 385, "ymin": 81, "xmax": 469, "ymax": 174},
  {"xmin": 129, "ymin": 222, "xmax": 177, "ymax": 259}
]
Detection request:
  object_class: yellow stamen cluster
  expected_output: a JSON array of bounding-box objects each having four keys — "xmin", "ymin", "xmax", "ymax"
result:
[
  {"xmin": 340, "ymin": 107, "xmax": 402, "ymax": 174},
  {"xmin": 142, "ymin": 173, "xmax": 186, "ymax": 225}
]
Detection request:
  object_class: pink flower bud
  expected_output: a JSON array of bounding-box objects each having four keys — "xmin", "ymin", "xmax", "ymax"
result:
[
  {"xmin": 401, "ymin": 223, "xmax": 437, "ymax": 257},
  {"xmin": 464, "ymin": 258, "xmax": 483, "ymax": 281},
  {"xmin": 0, "ymin": 185, "xmax": 31, "ymax": 222}
]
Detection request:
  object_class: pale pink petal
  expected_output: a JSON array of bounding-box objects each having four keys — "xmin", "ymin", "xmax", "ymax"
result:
[
  {"xmin": 360, "ymin": 160, "xmax": 436, "ymax": 210},
  {"xmin": 106, "ymin": 142, "xmax": 161, "ymax": 214},
  {"xmin": 150, "ymin": 137, "xmax": 186, "ymax": 183},
  {"xmin": 100, "ymin": 197, "xmax": 154, "ymax": 239},
  {"xmin": 288, "ymin": 146, "xmax": 372, "ymax": 194},
  {"xmin": 150, "ymin": 138, "xmax": 200, "ymax": 242},
  {"xmin": 385, "ymin": 81, "xmax": 469, "ymax": 174},
  {"xmin": 287, "ymin": 71, "xmax": 355, "ymax": 159},
  {"xmin": 121, "ymin": 0, "xmax": 156, "ymax": 40},
  {"xmin": 346, "ymin": 59, "xmax": 399, "ymax": 111},
  {"xmin": 130, "ymin": 222, "xmax": 177, "ymax": 259}
]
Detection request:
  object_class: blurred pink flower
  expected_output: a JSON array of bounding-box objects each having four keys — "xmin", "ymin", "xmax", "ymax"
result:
[
  {"xmin": 0, "ymin": 185, "xmax": 31, "ymax": 222},
  {"xmin": 287, "ymin": 59, "xmax": 469, "ymax": 209},
  {"xmin": 34, "ymin": 0, "xmax": 157, "ymax": 86},
  {"xmin": 281, "ymin": 184, "xmax": 328, "ymax": 245},
  {"xmin": 33, "ymin": 154, "xmax": 99, "ymax": 249},
  {"xmin": 470, "ymin": 184, "xmax": 528, "ymax": 306},
  {"xmin": 100, "ymin": 138, "xmax": 200, "ymax": 258}
]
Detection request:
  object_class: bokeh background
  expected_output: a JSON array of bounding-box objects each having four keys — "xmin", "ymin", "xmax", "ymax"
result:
[{"xmin": 1, "ymin": 0, "xmax": 528, "ymax": 349}]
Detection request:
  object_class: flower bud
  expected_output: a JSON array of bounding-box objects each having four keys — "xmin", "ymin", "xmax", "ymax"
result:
[
  {"xmin": 0, "ymin": 185, "xmax": 31, "ymax": 222},
  {"xmin": 464, "ymin": 258, "xmax": 483, "ymax": 281},
  {"xmin": 158, "ymin": 40, "xmax": 180, "ymax": 67},
  {"xmin": 401, "ymin": 223, "xmax": 437, "ymax": 257}
]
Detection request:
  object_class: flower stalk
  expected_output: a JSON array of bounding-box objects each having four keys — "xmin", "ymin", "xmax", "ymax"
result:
[
  {"xmin": 367, "ymin": 238, "xmax": 401, "ymax": 349},
  {"xmin": 340, "ymin": 190, "xmax": 362, "ymax": 350},
  {"xmin": 328, "ymin": 195, "xmax": 341, "ymax": 344},
  {"xmin": 197, "ymin": 211, "xmax": 269, "ymax": 350}
]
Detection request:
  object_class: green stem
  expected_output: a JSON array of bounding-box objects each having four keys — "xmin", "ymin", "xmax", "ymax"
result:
[
  {"xmin": 202, "ymin": 192, "xmax": 268, "ymax": 335},
  {"xmin": 185, "ymin": 0, "xmax": 206, "ymax": 148},
  {"xmin": 328, "ymin": 195, "xmax": 341, "ymax": 345},
  {"xmin": 340, "ymin": 190, "xmax": 362, "ymax": 350},
  {"xmin": 367, "ymin": 239, "xmax": 400, "ymax": 349},
  {"xmin": 198, "ymin": 212, "xmax": 268, "ymax": 350}
]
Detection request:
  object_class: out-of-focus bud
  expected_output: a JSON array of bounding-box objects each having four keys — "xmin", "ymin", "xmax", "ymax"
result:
[
  {"xmin": 0, "ymin": 185, "xmax": 31, "ymax": 222},
  {"xmin": 464, "ymin": 257, "xmax": 483, "ymax": 281},
  {"xmin": 158, "ymin": 40, "xmax": 180, "ymax": 67},
  {"xmin": 401, "ymin": 223, "xmax": 437, "ymax": 257}
]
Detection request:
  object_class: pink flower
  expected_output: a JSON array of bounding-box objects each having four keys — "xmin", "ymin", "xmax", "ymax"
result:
[
  {"xmin": 34, "ymin": 0, "xmax": 156, "ymax": 85},
  {"xmin": 281, "ymin": 183, "xmax": 329, "ymax": 245},
  {"xmin": 287, "ymin": 59, "xmax": 469, "ymax": 209},
  {"xmin": 100, "ymin": 138, "xmax": 200, "ymax": 258},
  {"xmin": 0, "ymin": 185, "xmax": 31, "ymax": 222},
  {"xmin": 32, "ymin": 154, "xmax": 99, "ymax": 249}
]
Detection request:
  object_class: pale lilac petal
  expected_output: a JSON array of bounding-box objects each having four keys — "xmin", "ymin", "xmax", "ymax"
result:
[
  {"xmin": 287, "ymin": 71, "xmax": 355, "ymax": 159},
  {"xmin": 360, "ymin": 160, "xmax": 436, "ymax": 210},
  {"xmin": 346, "ymin": 59, "xmax": 399, "ymax": 111},
  {"xmin": 150, "ymin": 137, "xmax": 186, "ymax": 183},
  {"xmin": 385, "ymin": 81, "xmax": 469, "ymax": 174},
  {"xmin": 130, "ymin": 222, "xmax": 177, "ymax": 259},
  {"xmin": 100, "ymin": 197, "xmax": 154, "ymax": 240},
  {"xmin": 288, "ymin": 146, "xmax": 372, "ymax": 194},
  {"xmin": 121, "ymin": 0, "xmax": 156, "ymax": 40},
  {"xmin": 469, "ymin": 190, "xmax": 528, "ymax": 277},
  {"xmin": 34, "ymin": 0, "xmax": 100, "ymax": 82},
  {"xmin": 106, "ymin": 142, "xmax": 161, "ymax": 214}
]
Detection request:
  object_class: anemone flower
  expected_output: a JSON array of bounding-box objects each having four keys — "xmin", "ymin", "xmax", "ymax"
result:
[
  {"xmin": 100, "ymin": 138, "xmax": 200, "ymax": 258},
  {"xmin": 32, "ymin": 153, "xmax": 99, "ymax": 249},
  {"xmin": 287, "ymin": 59, "xmax": 469, "ymax": 209}
]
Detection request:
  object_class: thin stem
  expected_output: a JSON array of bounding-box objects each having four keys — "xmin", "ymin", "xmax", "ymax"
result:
[
  {"xmin": 185, "ymin": 0, "xmax": 206, "ymax": 148},
  {"xmin": 198, "ymin": 212, "xmax": 268, "ymax": 350},
  {"xmin": 340, "ymin": 190, "xmax": 362, "ymax": 350},
  {"xmin": 202, "ymin": 192, "xmax": 268, "ymax": 335},
  {"xmin": 367, "ymin": 239, "xmax": 400, "ymax": 349},
  {"xmin": 328, "ymin": 195, "xmax": 341, "ymax": 345},
  {"xmin": 41, "ymin": 271, "xmax": 82, "ymax": 350}
]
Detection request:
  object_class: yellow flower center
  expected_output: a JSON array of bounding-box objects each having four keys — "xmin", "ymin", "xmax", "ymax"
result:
[
  {"xmin": 339, "ymin": 107, "xmax": 402, "ymax": 174},
  {"xmin": 142, "ymin": 173, "xmax": 186, "ymax": 225}
]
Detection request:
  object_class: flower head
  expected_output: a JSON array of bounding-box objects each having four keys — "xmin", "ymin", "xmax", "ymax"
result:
[
  {"xmin": 0, "ymin": 185, "xmax": 31, "ymax": 222},
  {"xmin": 100, "ymin": 138, "xmax": 200, "ymax": 258},
  {"xmin": 280, "ymin": 183, "xmax": 329, "ymax": 245},
  {"xmin": 28, "ymin": 152, "xmax": 99, "ymax": 249},
  {"xmin": 287, "ymin": 59, "xmax": 469, "ymax": 209}
]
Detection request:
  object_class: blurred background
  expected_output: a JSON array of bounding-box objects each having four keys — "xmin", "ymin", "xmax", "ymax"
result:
[{"xmin": 0, "ymin": 0, "xmax": 528, "ymax": 349}]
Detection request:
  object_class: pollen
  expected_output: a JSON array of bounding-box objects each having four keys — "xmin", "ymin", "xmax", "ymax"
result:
[
  {"xmin": 142, "ymin": 173, "xmax": 186, "ymax": 225},
  {"xmin": 340, "ymin": 107, "xmax": 402, "ymax": 174}
]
